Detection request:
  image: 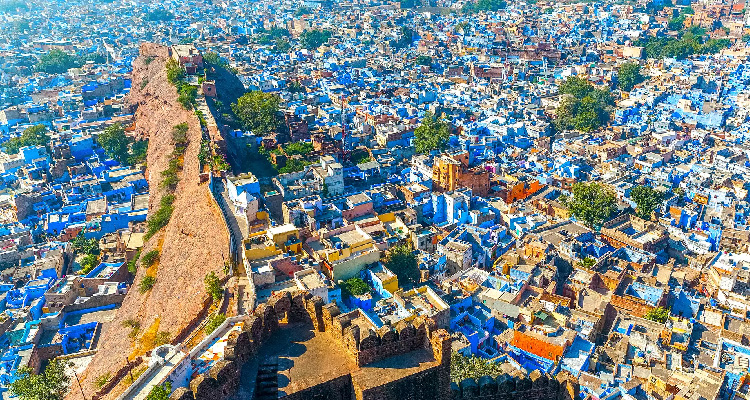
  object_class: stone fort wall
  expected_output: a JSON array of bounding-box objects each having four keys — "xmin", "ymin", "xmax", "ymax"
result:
[{"xmin": 169, "ymin": 290, "xmax": 578, "ymax": 400}]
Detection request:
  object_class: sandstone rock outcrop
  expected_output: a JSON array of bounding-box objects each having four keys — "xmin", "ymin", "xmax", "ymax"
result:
[{"xmin": 66, "ymin": 43, "xmax": 230, "ymax": 400}]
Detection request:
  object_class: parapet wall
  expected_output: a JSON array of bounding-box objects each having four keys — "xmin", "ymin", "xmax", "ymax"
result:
[
  {"xmin": 170, "ymin": 290, "xmax": 450, "ymax": 400},
  {"xmin": 170, "ymin": 290, "xmax": 577, "ymax": 400},
  {"xmin": 451, "ymin": 370, "xmax": 578, "ymax": 400}
]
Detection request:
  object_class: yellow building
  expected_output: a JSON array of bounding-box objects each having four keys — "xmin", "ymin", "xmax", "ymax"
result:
[
  {"xmin": 243, "ymin": 224, "xmax": 301, "ymax": 261},
  {"xmin": 317, "ymin": 227, "xmax": 381, "ymax": 281}
]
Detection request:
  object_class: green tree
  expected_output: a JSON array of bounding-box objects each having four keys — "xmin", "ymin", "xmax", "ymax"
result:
[
  {"xmin": 644, "ymin": 306, "xmax": 670, "ymax": 323},
  {"xmin": 384, "ymin": 244, "xmax": 420, "ymax": 285},
  {"xmin": 70, "ymin": 232, "xmax": 99, "ymax": 256},
  {"xmin": 165, "ymin": 59, "xmax": 184, "ymax": 86},
  {"xmin": 204, "ymin": 272, "xmax": 223, "ymax": 302},
  {"xmin": 295, "ymin": 6, "xmax": 312, "ymax": 16},
  {"xmin": 618, "ymin": 62, "xmax": 645, "ymax": 92},
  {"xmin": 577, "ymin": 257, "xmax": 596, "ymax": 269},
  {"xmin": 555, "ymin": 77, "xmax": 613, "ymax": 132},
  {"xmin": 146, "ymin": 381, "xmax": 172, "ymax": 400},
  {"xmin": 141, "ymin": 250, "xmax": 160, "ymax": 268},
  {"xmin": 36, "ymin": 49, "xmax": 80, "ymax": 74},
  {"xmin": 274, "ymin": 39, "xmax": 292, "ymax": 54},
  {"xmin": 558, "ymin": 76, "xmax": 594, "ymax": 98},
  {"xmin": 177, "ymin": 85, "xmax": 198, "ymax": 110},
  {"xmin": 450, "ymin": 352, "xmax": 504, "ymax": 383},
  {"xmin": 205, "ymin": 313, "xmax": 227, "ymax": 334},
  {"xmin": 202, "ymin": 51, "xmax": 223, "ymax": 67},
  {"xmin": 4, "ymin": 124, "xmax": 50, "ymax": 155},
  {"xmin": 414, "ymin": 112, "xmax": 451, "ymax": 154},
  {"xmin": 231, "ymin": 91, "xmax": 281, "ymax": 135},
  {"xmin": 668, "ymin": 14, "xmax": 686, "ymax": 30},
  {"xmin": 630, "ymin": 185, "xmax": 663, "ymax": 220},
  {"xmin": 128, "ymin": 141, "xmax": 148, "ymax": 165},
  {"xmin": 341, "ymin": 277, "xmax": 370, "ymax": 297},
  {"xmin": 139, "ymin": 276, "xmax": 156, "ymax": 294},
  {"xmin": 283, "ymin": 142, "xmax": 313, "ymax": 155},
  {"xmin": 415, "ymin": 55, "xmax": 432, "ymax": 66},
  {"xmin": 10, "ymin": 359, "xmax": 70, "ymax": 400},
  {"xmin": 97, "ymin": 123, "xmax": 131, "ymax": 163},
  {"xmin": 80, "ymin": 254, "xmax": 99, "ymax": 274},
  {"xmin": 286, "ymin": 80, "xmax": 305, "ymax": 93},
  {"xmin": 462, "ymin": 0, "xmax": 507, "ymax": 13},
  {"xmin": 128, "ymin": 250, "xmax": 141, "ymax": 274},
  {"xmin": 566, "ymin": 182, "xmax": 617, "ymax": 229},
  {"xmin": 277, "ymin": 158, "xmax": 312, "ymax": 174},
  {"xmin": 299, "ymin": 29, "xmax": 333, "ymax": 50},
  {"xmin": 634, "ymin": 28, "xmax": 730, "ymax": 59},
  {"xmin": 145, "ymin": 9, "xmax": 174, "ymax": 21}
]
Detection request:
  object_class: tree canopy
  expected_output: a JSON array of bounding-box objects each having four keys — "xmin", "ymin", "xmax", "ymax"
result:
[
  {"xmin": 450, "ymin": 352, "xmax": 504, "ymax": 383},
  {"xmin": 617, "ymin": 62, "xmax": 645, "ymax": 92},
  {"xmin": 392, "ymin": 27, "xmax": 415, "ymax": 49},
  {"xmin": 630, "ymin": 185, "xmax": 663, "ymax": 220},
  {"xmin": 414, "ymin": 112, "xmax": 451, "ymax": 154},
  {"xmin": 145, "ymin": 9, "xmax": 174, "ymax": 21},
  {"xmin": 205, "ymin": 272, "xmax": 223, "ymax": 302},
  {"xmin": 634, "ymin": 26, "xmax": 730, "ymax": 60},
  {"xmin": 295, "ymin": 6, "xmax": 313, "ymax": 16},
  {"xmin": 384, "ymin": 244, "xmax": 420, "ymax": 286},
  {"xmin": 10, "ymin": 359, "xmax": 70, "ymax": 400},
  {"xmin": 566, "ymin": 182, "xmax": 617, "ymax": 229},
  {"xmin": 415, "ymin": 55, "xmax": 432, "ymax": 66},
  {"xmin": 341, "ymin": 277, "xmax": 370, "ymax": 297},
  {"xmin": 644, "ymin": 307, "xmax": 670, "ymax": 323},
  {"xmin": 231, "ymin": 91, "xmax": 281, "ymax": 135},
  {"xmin": 4, "ymin": 124, "xmax": 49, "ymax": 155},
  {"xmin": 36, "ymin": 49, "xmax": 79, "ymax": 74},
  {"xmin": 284, "ymin": 142, "xmax": 313, "ymax": 156},
  {"xmin": 554, "ymin": 77, "xmax": 613, "ymax": 133},
  {"xmin": 97, "ymin": 123, "xmax": 131, "ymax": 164},
  {"xmin": 299, "ymin": 29, "xmax": 333, "ymax": 50},
  {"xmin": 462, "ymin": 0, "xmax": 507, "ymax": 13},
  {"xmin": 257, "ymin": 27, "xmax": 290, "ymax": 45},
  {"xmin": 146, "ymin": 382, "xmax": 172, "ymax": 400}
]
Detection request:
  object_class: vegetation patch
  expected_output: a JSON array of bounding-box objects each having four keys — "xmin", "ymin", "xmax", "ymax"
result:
[
  {"xmin": 204, "ymin": 272, "xmax": 223, "ymax": 302},
  {"xmin": 205, "ymin": 313, "xmax": 227, "ymax": 334},
  {"xmin": 140, "ymin": 250, "xmax": 160, "ymax": 269},
  {"xmin": 554, "ymin": 77, "xmax": 613, "ymax": 133},
  {"xmin": 341, "ymin": 277, "xmax": 370, "ymax": 297},
  {"xmin": 9, "ymin": 359, "xmax": 70, "ymax": 400},
  {"xmin": 450, "ymin": 352, "xmax": 504, "ymax": 383},
  {"xmin": 4, "ymin": 124, "xmax": 49, "ymax": 155},
  {"xmin": 123, "ymin": 319, "xmax": 141, "ymax": 340},
  {"xmin": 634, "ymin": 26, "xmax": 730, "ymax": 60},
  {"xmin": 97, "ymin": 123, "xmax": 148, "ymax": 166},
  {"xmin": 645, "ymin": 307, "xmax": 670, "ymax": 323},
  {"xmin": 138, "ymin": 276, "xmax": 156, "ymax": 294},
  {"xmin": 560, "ymin": 182, "xmax": 616, "ymax": 229},
  {"xmin": 414, "ymin": 112, "xmax": 451, "ymax": 154},
  {"xmin": 127, "ymin": 249, "xmax": 141, "ymax": 274},
  {"xmin": 384, "ymin": 244, "xmax": 420, "ymax": 286}
]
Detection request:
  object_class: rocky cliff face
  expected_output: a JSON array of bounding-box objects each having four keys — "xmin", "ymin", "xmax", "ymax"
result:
[{"xmin": 66, "ymin": 43, "xmax": 230, "ymax": 400}]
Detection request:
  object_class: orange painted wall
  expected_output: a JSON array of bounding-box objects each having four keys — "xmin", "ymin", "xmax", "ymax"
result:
[{"xmin": 510, "ymin": 330, "xmax": 566, "ymax": 362}]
